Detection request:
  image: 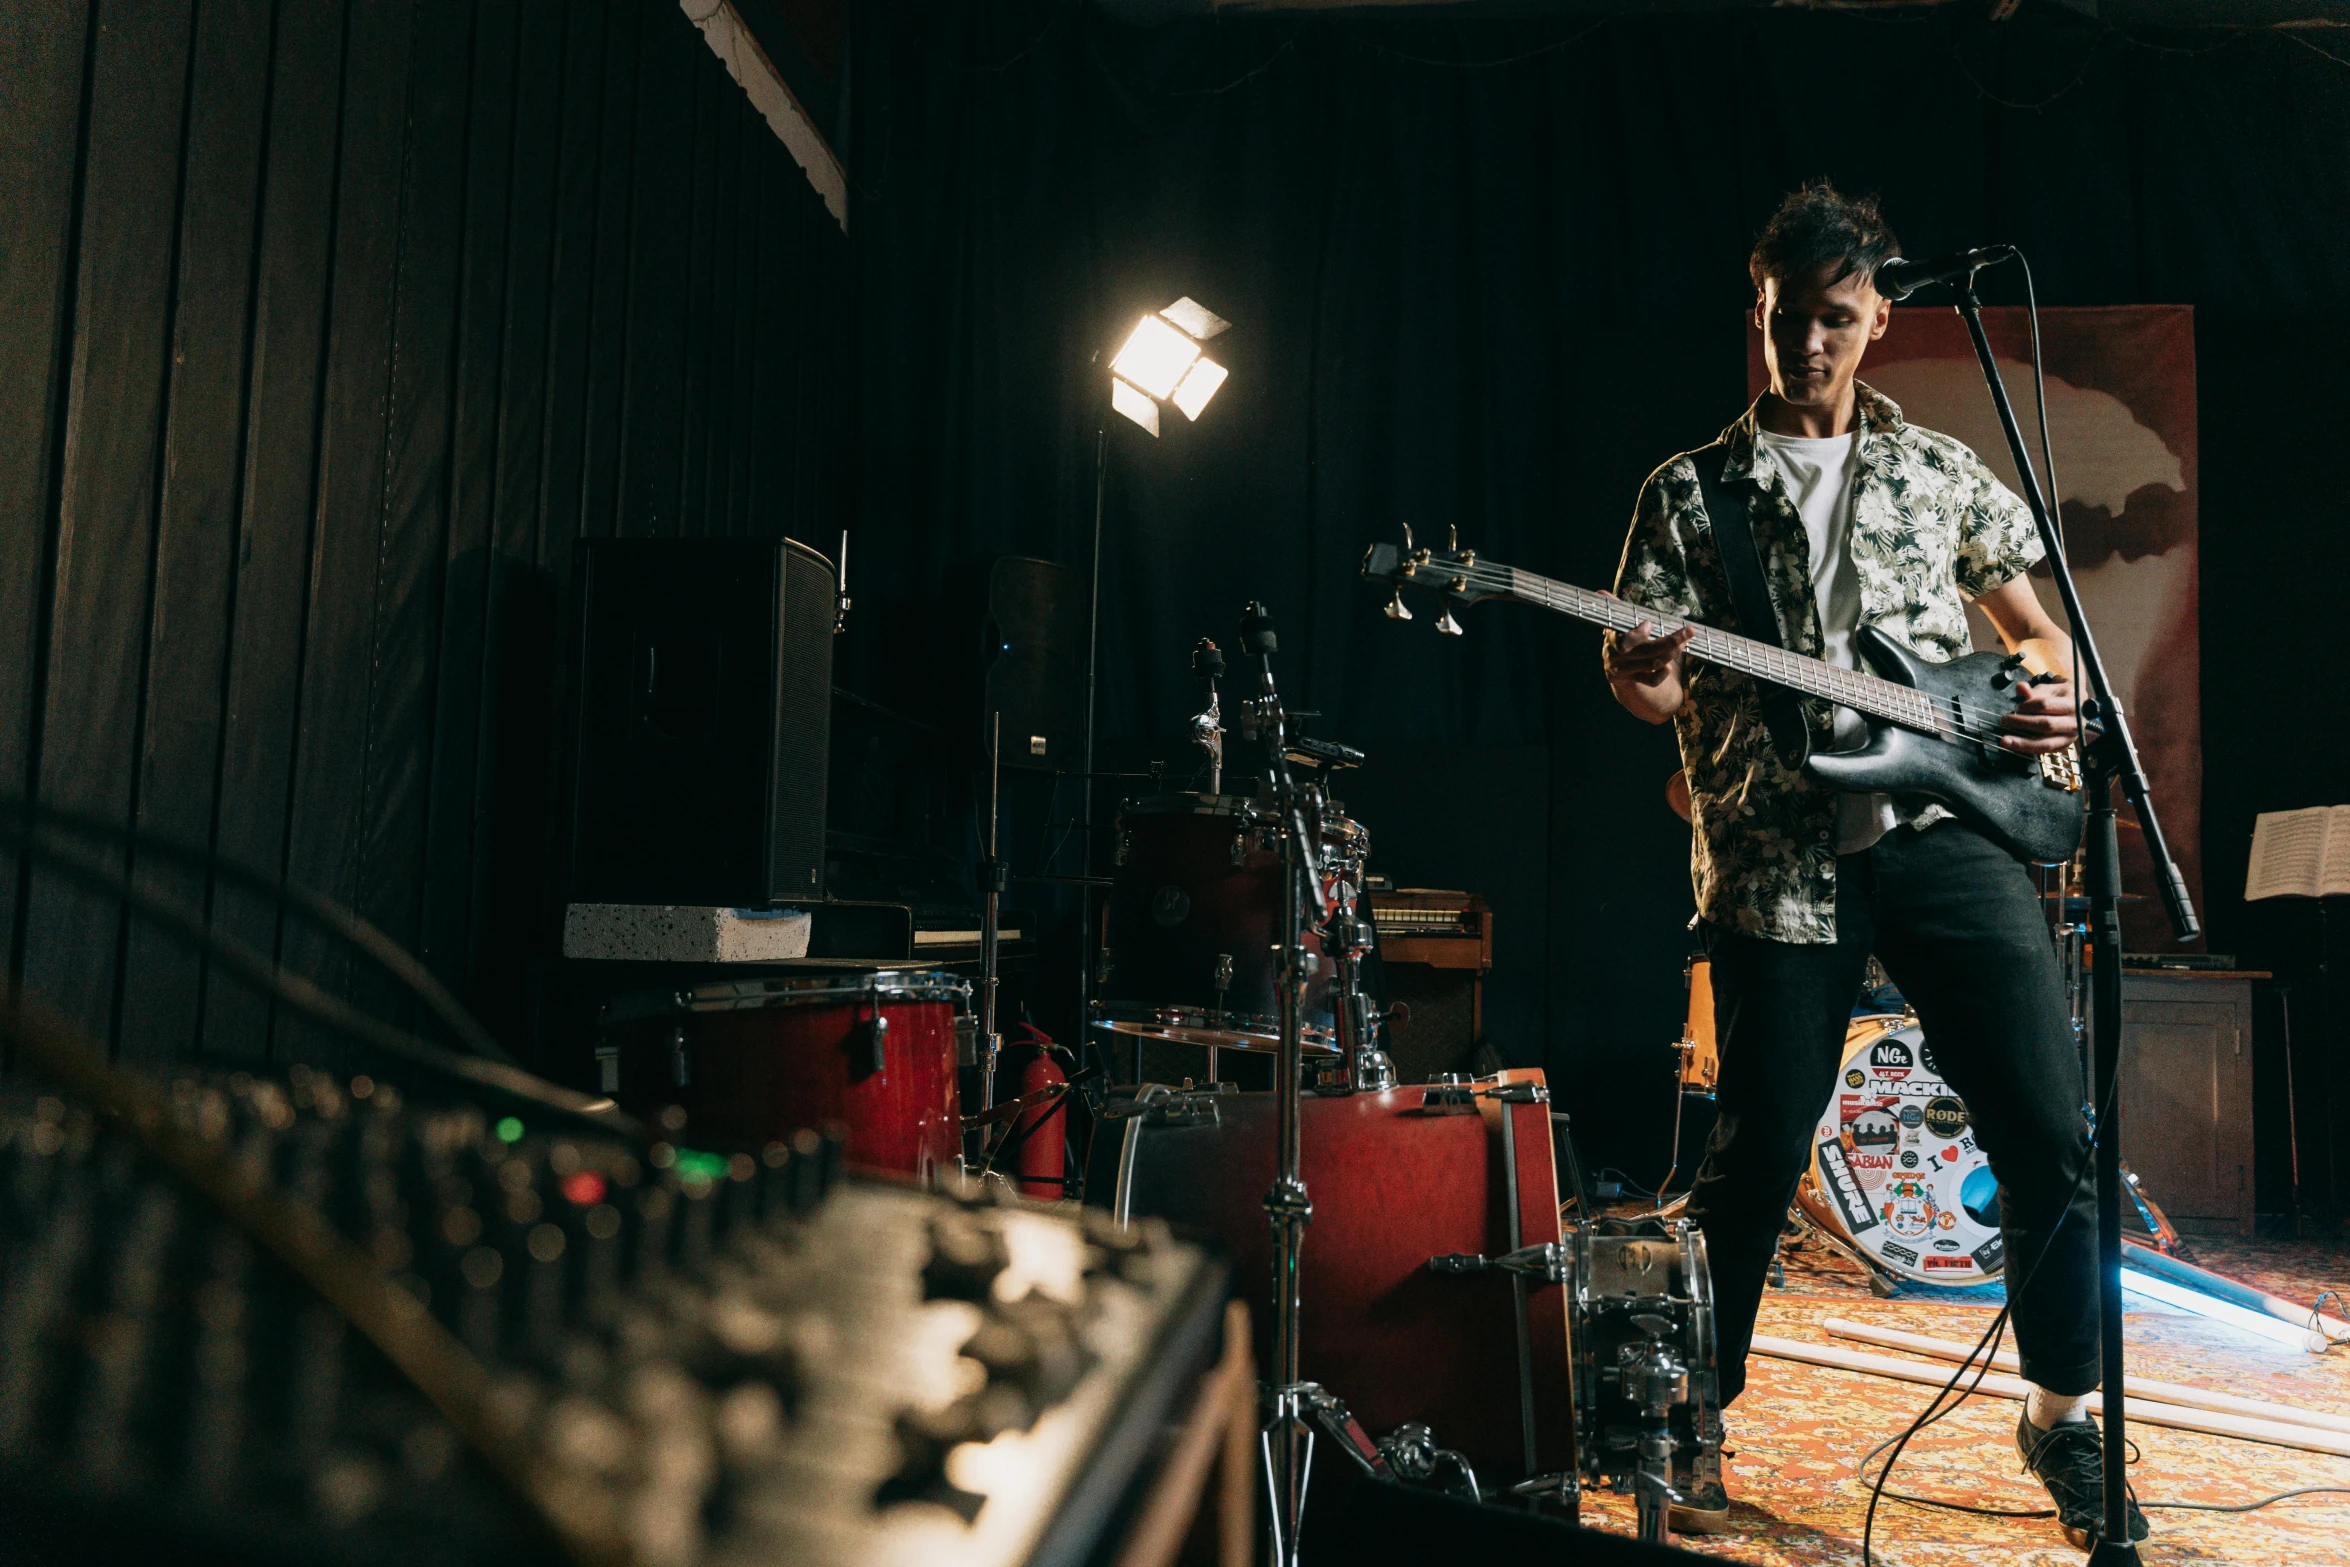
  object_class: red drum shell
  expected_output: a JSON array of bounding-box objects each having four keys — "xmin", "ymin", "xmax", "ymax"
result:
[
  {"xmin": 611, "ymin": 973, "xmax": 964, "ymax": 1184},
  {"xmin": 1102, "ymin": 1069, "xmax": 1574, "ymax": 1497}
]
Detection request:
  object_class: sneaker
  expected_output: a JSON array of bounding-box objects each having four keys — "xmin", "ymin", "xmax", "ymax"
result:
[{"xmin": 2014, "ymin": 1412, "xmax": 2150, "ymax": 1548}]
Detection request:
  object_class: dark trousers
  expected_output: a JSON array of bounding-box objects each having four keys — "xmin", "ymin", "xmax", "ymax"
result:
[{"xmin": 1685, "ymin": 819, "xmax": 2101, "ymax": 1405}]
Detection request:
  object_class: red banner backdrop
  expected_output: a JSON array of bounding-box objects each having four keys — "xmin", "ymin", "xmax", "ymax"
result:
[{"xmin": 1748, "ymin": 305, "xmax": 2202, "ymax": 952}]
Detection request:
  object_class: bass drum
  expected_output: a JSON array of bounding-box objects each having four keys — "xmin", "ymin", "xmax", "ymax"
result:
[
  {"xmin": 1092, "ymin": 1071, "xmax": 1576, "ymax": 1501},
  {"xmin": 1797, "ymin": 1015, "xmax": 2004, "ymax": 1287}
]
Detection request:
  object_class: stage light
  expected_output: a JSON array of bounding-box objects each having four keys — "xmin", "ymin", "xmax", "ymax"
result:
[
  {"xmin": 2119, "ymin": 1261, "xmax": 2322, "ymax": 1352},
  {"xmin": 1109, "ymin": 296, "xmax": 1230, "ymax": 436}
]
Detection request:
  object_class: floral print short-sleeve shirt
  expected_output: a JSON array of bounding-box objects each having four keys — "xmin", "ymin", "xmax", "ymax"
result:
[{"xmin": 1610, "ymin": 382, "xmax": 2043, "ymax": 944}]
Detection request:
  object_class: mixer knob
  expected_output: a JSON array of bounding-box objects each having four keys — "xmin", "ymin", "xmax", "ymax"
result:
[
  {"xmin": 921, "ymin": 1213, "xmax": 1009, "ymax": 1303},
  {"xmin": 958, "ymin": 1298, "xmax": 1093, "ymax": 1426},
  {"xmin": 873, "ymin": 1404, "xmax": 989, "ymax": 1522}
]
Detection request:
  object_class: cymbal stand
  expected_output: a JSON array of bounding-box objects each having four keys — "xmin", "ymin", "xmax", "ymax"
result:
[
  {"xmin": 1237, "ymin": 601, "xmax": 1333, "ymax": 1567},
  {"xmin": 1949, "ymin": 271, "xmax": 2199, "ymax": 1565}
]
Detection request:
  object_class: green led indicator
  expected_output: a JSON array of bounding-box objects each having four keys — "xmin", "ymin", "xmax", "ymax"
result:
[
  {"xmin": 495, "ymin": 1116, "xmax": 525, "ymax": 1143},
  {"xmin": 672, "ymin": 1148, "xmax": 730, "ymax": 1184}
]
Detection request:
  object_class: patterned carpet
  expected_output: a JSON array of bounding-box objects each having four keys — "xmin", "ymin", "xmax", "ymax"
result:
[{"xmin": 1576, "ymin": 1229, "xmax": 2350, "ymax": 1564}]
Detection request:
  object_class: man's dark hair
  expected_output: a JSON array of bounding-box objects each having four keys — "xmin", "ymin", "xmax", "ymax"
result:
[{"xmin": 1748, "ymin": 182, "xmax": 1900, "ymax": 292}]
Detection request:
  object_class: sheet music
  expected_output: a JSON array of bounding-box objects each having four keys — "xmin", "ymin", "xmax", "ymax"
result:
[
  {"xmin": 2245, "ymin": 805, "xmax": 2350, "ymax": 900},
  {"xmin": 2327, "ymin": 807, "xmax": 2350, "ymax": 897}
]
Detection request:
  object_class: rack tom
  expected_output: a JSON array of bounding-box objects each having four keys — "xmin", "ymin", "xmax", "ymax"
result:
[{"xmin": 1094, "ymin": 793, "xmax": 1342, "ymax": 1055}]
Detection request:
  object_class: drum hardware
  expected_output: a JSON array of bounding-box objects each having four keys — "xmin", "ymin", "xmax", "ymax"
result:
[
  {"xmin": 1377, "ymin": 1423, "xmax": 1482, "ymax": 1501},
  {"xmin": 1621, "ymin": 1318, "xmax": 1694, "ymax": 1544},
  {"xmin": 1570, "ymin": 1218, "xmax": 1723, "ymax": 1545},
  {"xmin": 1191, "ymin": 637, "xmax": 1226, "ymax": 796}
]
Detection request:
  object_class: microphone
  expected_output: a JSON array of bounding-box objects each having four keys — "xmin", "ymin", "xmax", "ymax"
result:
[{"xmin": 1872, "ymin": 245, "xmax": 2017, "ymax": 301}]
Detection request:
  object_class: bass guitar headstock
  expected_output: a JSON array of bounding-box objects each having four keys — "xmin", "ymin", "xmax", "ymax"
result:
[{"xmin": 1358, "ymin": 525, "xmax": 1496, "ymax": 636}]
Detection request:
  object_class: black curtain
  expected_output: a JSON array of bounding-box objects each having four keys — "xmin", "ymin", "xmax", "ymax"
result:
[
  {"xmin": 846, "ymin": 4, "xmax": 2350, "ymax": 1194},
  {"xmin": 0, "ymin": 0, "xmax": 850, "ymax": 1078}
]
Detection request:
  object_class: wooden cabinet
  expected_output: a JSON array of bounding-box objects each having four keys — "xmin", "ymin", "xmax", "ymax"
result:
[{"xmin": 2111, "ymin": 971, "xmax": 2261, "ymax": 1237}]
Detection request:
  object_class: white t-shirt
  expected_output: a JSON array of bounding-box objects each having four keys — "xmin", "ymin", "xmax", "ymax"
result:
[{"xmin": 1753, "ymin": 427, "xmax": 1896, "ymax": 855}]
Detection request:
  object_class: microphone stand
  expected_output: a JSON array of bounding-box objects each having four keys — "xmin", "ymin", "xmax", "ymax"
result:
[
  {"xmin": 1238, "ymin": 601, "xmax": 1331, "ymax": 1567},
  {"xmin": 1946, "ymin": 270, "xmax": 2200, "ymax": 1565}
]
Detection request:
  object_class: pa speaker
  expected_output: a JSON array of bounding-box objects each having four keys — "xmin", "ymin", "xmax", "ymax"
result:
[
  {"xmin": 979, "ymin": 556, "xmax": 1082, "ymax": 771},
  {"xmin": 568, "ymin": 537, "xmax": 834, "ymax": 907}
]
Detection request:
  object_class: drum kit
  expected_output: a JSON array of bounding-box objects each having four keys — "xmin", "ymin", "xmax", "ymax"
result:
[{"xmin": 1079, "ymin": 608, "xmax": 1730, "ymax": 1552}]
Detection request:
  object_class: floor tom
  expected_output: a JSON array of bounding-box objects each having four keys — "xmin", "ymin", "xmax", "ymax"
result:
[{"xmin": 603, "ymin": 969, "xmax": 967, "ymax": 1184}]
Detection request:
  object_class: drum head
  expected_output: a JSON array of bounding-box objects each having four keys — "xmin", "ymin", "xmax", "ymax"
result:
[{"xmin": 1807, "ymin": 1017, "xmax": 2003, "ymax": 1286}]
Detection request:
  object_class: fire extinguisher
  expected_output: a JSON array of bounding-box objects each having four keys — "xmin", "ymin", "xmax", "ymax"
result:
[{"xmin": 1009, "ymin": 1030, "xmax": 1071, "ymax": 1200}]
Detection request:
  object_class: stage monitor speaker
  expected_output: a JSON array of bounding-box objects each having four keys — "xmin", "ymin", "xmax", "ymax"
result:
[
  {"xmin": 980, "ymin": 556, "xmax": 1082, "ymax": 771},
  {"xmin": 569, "ymin": 536, "xmax": 834, "ymax": 907}
]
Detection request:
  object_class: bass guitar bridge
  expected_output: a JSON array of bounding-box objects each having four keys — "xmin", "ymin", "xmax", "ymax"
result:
[{"xmin": 2038, "ymin": 745, "xmax": 2083, "ymax": 792}]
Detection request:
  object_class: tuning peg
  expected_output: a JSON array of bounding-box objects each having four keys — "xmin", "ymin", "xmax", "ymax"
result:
[
  {"xmin": 1435, "ymin": 608, "xmax": 1463, "ymax": 636},
  {"xmin": 1447, "ymin": 525, "xmax": 1459, "ymax": 552},
  {"xmin": 1384, "ymin": 590, "xmax": 1413, "ymax": 622},
  {"xmin": 1401, "ymin": 522, "xmax": 1415, "ymax": 551}
]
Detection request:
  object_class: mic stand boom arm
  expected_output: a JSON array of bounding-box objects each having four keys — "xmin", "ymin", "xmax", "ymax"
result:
[{"xmin": 1946, "ymin": 269, "xmax": 2199, "ymax": 1566}]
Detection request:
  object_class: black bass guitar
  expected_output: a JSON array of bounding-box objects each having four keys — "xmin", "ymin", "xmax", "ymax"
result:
[{"xmin": 1362, "ymin": 538, "xmax": 2085, "ymax": 865}]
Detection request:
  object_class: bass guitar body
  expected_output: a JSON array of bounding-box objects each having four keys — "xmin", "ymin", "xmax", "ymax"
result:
[{"xmin": 1801, "ymin": 625, "xmax": 2083, "ymax": 866}]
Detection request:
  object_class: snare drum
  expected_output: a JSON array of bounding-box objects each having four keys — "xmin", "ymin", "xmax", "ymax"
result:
[
  {"xmin": 1093, "ymin": 1071, "xmax": 1576, "ymax": 1499},
  {"xmin": 603, "ymin": 970, "xmax": 968, "ymax": 1184},
  {"xmin": 1796, "ymin": 1014, "xmax": 2004, "ymax": 1286},
  {"xmin": 1094, "ymin": 793, "xmax": 1341, "ymax": 1055}
]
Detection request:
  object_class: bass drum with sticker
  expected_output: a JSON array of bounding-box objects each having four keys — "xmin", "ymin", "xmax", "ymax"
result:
[{"xmin": 1795, "ymin": 1015, "xmax": 2004, "ymax": 1288}]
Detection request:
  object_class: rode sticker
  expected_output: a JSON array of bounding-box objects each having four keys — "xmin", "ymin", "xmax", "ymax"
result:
[{"xmin": 1922, "ymin": 1096, "xmax": 1969, "ymax": 1140}]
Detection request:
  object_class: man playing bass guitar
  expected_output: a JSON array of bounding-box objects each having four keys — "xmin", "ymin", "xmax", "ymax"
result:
[{"xmin": 1604, "ymin": 183, "xmax": 2141, "ymax": 1549}]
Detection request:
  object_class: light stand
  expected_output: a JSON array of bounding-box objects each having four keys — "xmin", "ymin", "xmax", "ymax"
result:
[
  {"xmin": 978, "ymin": 712, "xmax": 1006, "ymax": 1112},
  {"xmin": 1946, "ymin": 272, "xmax": 2200, "ymax": 1562},
  {"xmin": 1237, "ymin": 600, "xmax": 1330, "ymax": 1567}
]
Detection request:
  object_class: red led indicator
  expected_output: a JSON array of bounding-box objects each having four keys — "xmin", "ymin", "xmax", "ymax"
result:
[{"xmin": 561, "ymin": 1171, "xmax": 608, "ymax": 1207}]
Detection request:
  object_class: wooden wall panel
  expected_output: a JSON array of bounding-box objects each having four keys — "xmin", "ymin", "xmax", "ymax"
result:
[{"xmin": 2, "ymin": 0, "xmax": 849, "ymax": 1074}]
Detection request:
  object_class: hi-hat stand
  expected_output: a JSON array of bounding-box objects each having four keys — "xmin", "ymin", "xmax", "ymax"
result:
[{"xmin": 1945, "ymin": 265, "xmax": 2200, "ymax": 1564}]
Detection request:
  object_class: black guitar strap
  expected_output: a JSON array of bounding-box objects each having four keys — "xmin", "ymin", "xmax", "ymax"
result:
[{"xmin": 1693, "ymin": 441, "xmax": 1812, "ymax": 770}]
